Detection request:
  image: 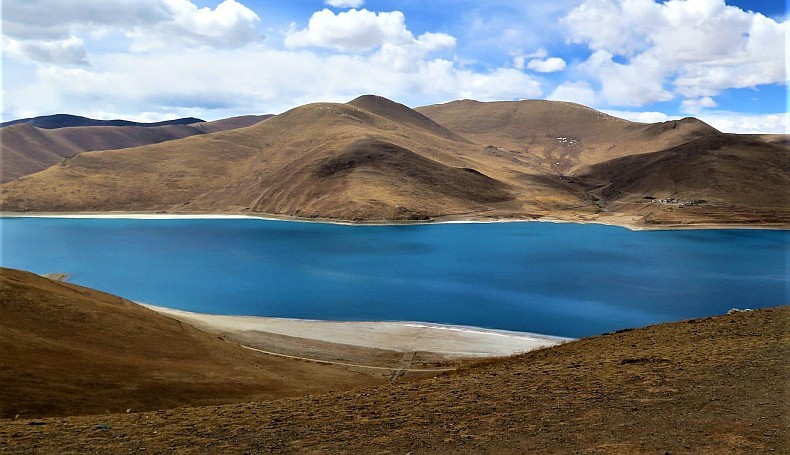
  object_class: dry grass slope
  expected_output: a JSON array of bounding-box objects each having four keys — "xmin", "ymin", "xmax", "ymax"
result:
[
  {"xmin": 1, "ymin": 304, "xmax": 785, "ymax": 454},
  {"xmin": 0, "ymin": 268, "xmax": 382, "ymax": 419}
]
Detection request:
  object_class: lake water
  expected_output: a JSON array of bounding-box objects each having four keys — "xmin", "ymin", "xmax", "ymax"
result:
[{"xmin": 1, "ymin": 217, "xmax": 786, "ymax": 338}]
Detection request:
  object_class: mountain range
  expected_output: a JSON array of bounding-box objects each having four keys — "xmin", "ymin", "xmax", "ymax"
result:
[
  {"xmin": 1, "ymin": 95, "xmax": 787, "ymax": 227},
  {"xmin": 0, "ymin": 114, "xmax": 272, "ymax": 183},
  {"xmin": 0, "ymin": 114, "xmax": 205, "ymax": 129}
]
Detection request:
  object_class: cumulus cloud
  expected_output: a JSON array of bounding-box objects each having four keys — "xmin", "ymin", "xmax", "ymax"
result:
[
  {"xmin": 286, "ymin": 9, "xmax": 410, "ymax": 52},
  {"xmin": 5, "ymin": 36, "xmax": 88, "ymax": 65},
  {"xmin": 285, "ymin": 8, "xmax": 454, "ymax": 56},
  {"xmin": 580, "ymin": 50, "xmax": 673, "ymax": 106},
  {"xmin": 325, "ymin": 0, "xmax": 364, "ymax": 8},
  {"xmin": 562, "ymin": 0, "xmax": 788, "ymax": 106},
  {"xmin": 680, "ymin": 96, "xmax": 718, "ymax": 114},
  {"xmin": 284, "ymin": 8, "xmax": 456, "ymax": 71},
  {"xmin": 2, "ymin": 0, "xmax": 262, "ymax": 63},
  {"xmin": 604, "ymin": 109, "xmax": 673, "ymax": 124},
  {"xmin": 128, "ymin": 0, "xmax": 262, "ymax": 51},
  {"xmin": 526, "ymin": 57, "xmax": 567, "ymax": 72},
  {"xmin": 697, "ymin": 112, "xmax": 787, "ymax": 134},
  {"xmin": 548, "ymin": 81, "xmax": 597, "ymax": 106},
  {"xmin": 602, "ymin": 108, "xmax": 786, "ymax": 134},
  {"xmin": 3, "ymin": 43, "xmax": 543, "ymax": 124},
  {"xmin": 2, "ymin": 0, "xmax": 169, "ymax": 40}
]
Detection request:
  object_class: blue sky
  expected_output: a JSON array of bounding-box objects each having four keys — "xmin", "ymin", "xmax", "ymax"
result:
[{"xmin": 2, "ymin": 0, "xmax": 787, "ymax": 133}]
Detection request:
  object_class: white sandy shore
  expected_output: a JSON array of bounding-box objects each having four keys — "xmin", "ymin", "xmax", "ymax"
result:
[
  {"xmin": 143, "ymin": 304, "xmax": 571, "ymax": 358},
  {"xmin": 0, "ymin": 211, "xmax": 646, "ymax": 230},
  {"xmin": 6, "ymin": 211, "xmax": 779, "ymax": 231},
  {"xmin": 0, "ymin": 211, "xmax": 614, "ymax": 230}
]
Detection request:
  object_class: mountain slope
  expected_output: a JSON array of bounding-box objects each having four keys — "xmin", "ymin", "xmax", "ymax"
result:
[
  {"xmin": 572, "ymin": 134, "xmax": 790, "ymax": 225},
  {"xmin": 0, "ymin": 268, "xmax": 379, "ymax": 419},
  {"xmin": 348, "ymin": 95, "xmax": 470, "ymax": 143},
  {"xmin": 416, "ymin": 99, "xmax": 789, "ymax": 226},
  {"xmin": 0, "ymin": 98, "xmax": 519, "ymax": 220},
  {"xmin": 0, "ymin": 115, "xmax": 272, "ymax": 182},
  {"xmin": 416, "ymin": 99, "xmax": 720, "ymax": 174},
  {"xmin": 3, "ymin": 305, "xmax": 785, "ymax": 453}
]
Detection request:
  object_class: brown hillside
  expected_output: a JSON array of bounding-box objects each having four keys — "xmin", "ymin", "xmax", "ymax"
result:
[
  {"xmin": 0, "ymin": 268, "xmax": 381, "ymax": 419},
  {"xmin": 192, "ymin": 114, "xmax": 273, "ymax": 133},
  {"xmin": 347, "ymin": 95, "xmax": 471, "ymax": 143},
  {"xmin": 2, "ymin": 306, "xmax": 786, "ymax": 454},
  {"xmin": 577, "ymin": 134, "xmax": 790, "ymax": 203},
  {"xmin": 416, "ymin": 99, "xmax": 720, "ymax": 174},
  {"xmin": 0, "ymin": 116, "xmax": 271, "ymax": 182},
  {"xmin": 1, "ymin": 96, "xmax": 788, "ymax": 227},
  {"xmin": 573, "ymin": 134, "xmax": 790, "ymax": 226},
  {"xmin": 0, "ymin": 99, "xmax": 525, "ymax": 221}
]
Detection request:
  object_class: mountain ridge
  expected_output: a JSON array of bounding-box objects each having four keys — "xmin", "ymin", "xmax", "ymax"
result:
[
  {"xmin": 1, "ymin": 96, "xmax": 787, "ymax": 228},
  {"xmin": 1, "ymin": 113, "xmax": 204, "ymax": 129},
  {"xmin": 0, "ymin": 115, "xmax": 273, "ymax": 182}
]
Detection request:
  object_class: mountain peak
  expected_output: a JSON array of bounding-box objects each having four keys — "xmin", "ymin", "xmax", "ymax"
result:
[{"xmin": 347, "ymin": 94, "xmax": 469, "ymax": 143}]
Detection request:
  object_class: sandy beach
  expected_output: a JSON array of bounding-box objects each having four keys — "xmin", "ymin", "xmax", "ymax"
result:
[
  {"xmin": 4, "ymin": 210, "xmax": 779, "ymax": 231},
  {"xmin": 143, "ymin": 304, "xmax": 570, "ymax": 360}
]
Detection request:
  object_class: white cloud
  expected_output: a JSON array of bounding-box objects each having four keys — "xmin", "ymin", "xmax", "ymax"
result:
[
  {"xmin": 562, "ymin": 0, "xmax": 788, "ymax": 106},
  {"xmin": 286, "ymin": 9, "xmax": 426, "ymax": 53},
  {"xmin": 526, "ymin": 57, "xmax": 567, "ymax": 73},
  {"xmin": 3, "ymin": 44, "xmax": 543, "ymax": 123},
  {"xmin": 325, "ymin": 0, "xmax": 364, "ymax": 8},
  {"xmin": 512, "ymin": 48, "xmax": 550, "ymax": 70},
  {"xmin": 284, "ymin": 8, "xmax": 456, "ymax": 71},
  {"xmin": 548, "ymin": 81, "xmax": 597, "ymax": 106},
  {"xmin": 696, "ymin": 112, "xmax": 787, "ymax": 134},
  {"xmin": 2, "ymin": 0, "xmax": 263, "ymax": 63},
  {"xmin": 2, "ymin": 0, "xmax": 170, "ymax": 40},
  {"xmin": 5, "ymin": 36, "xmax": 88, "ymax": 65},
  {"xmin": 580, "ymin": 50, "xmax": 673, "ymax": 106},
  {"xmin": 433, "ymin": 64, "xmax": 543, "ymax": 101},
  {"xmin": 603, "ymin": 108, "xmax": 786, "ymax": 134},
  {"xmin": 680, "ymin": 96, "xmax": 717, "ymax": 114},
  {"xmin": 128, "ymin": 0, "xmax": 263, "ymax": 52},
  {"xmin": 2, "ymin": 2, "xmax": 548, "ymax": 123},
  {"xmin": 604, "ymin": 109, "xmax": 673, "ymax": 124}
]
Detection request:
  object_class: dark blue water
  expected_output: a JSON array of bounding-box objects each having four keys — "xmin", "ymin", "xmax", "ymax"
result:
[{"xmin": 1, "ymin": 217, "xmax": 787, "ymax": 338}]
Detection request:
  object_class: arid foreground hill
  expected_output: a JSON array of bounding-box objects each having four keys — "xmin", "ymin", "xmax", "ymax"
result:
[
  {"xmin": 0, "ymin": 268, "xmax": 383, "ymax": 419},
  {"xmin": 1, "ymin": 287, "xmax": 785, "ymax": 453},
  {"xmin": 1, "ymin": 95, "xmax": 788, "ymax": 227}
]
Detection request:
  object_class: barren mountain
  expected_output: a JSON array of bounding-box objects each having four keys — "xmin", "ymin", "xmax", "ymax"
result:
[
  {"xmin": 0, "ymin": 96, "xmax": 522, "ymax": 220},
  {"xmin": 416, "ymin": 99, "xmax": 721, "ymax": 174},
  {"xmin": 1, "ymin": 96, "xmax": 788, "ymax": 227},
  {"xmin": 575, "ymin": 133, "xmax": 790, "ymax": 225},
  {"xmin": 2, "ymin": 300, "xmax": 785, "ymax": 453},
  {"xmin": 0, "ymin": 268, "xmax": 384, "ymax": 419},
  {"xmin": 0, "ymin": 115, "xmax": 272, "ymax": 182}
]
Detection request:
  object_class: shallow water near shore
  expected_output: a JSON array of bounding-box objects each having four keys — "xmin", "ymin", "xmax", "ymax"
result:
[{"xmin": 1, "ymin": 217, "xmax": 786, "ymax": 338}]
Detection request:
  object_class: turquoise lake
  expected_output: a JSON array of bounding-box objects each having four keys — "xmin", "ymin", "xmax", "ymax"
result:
[{"xmin": 1, "ymin": 217, "xmax": 787, "ymax": 338}]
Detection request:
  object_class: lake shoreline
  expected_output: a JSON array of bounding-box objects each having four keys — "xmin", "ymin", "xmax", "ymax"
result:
[
  {"xmin": 140, "ymin": 303, "xmax": 572, "ymax": 359},
  {"xmin": 2, "ymin": 210, "xmax": 787, "ymax": 231}
]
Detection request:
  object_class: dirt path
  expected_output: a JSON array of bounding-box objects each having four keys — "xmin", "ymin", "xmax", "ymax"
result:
[{"xmin": 239, "ymin": 345, "xmax": 454, "ymax": 373}]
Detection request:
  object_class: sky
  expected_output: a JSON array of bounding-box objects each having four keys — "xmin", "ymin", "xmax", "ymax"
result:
[{"xmin": 1, "ymin": 0, "xmax": 787, "ymax": 133}]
